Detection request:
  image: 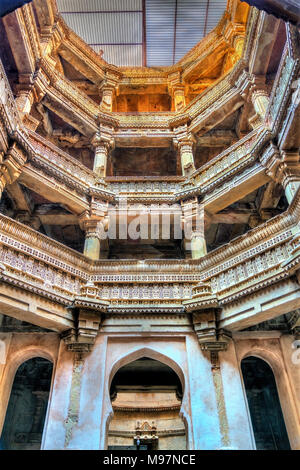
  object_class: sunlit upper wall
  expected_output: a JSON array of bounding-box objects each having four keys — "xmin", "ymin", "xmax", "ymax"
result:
[{"xmin": 57, "ymin": 0, "xmax": 228, "ymax": 67}]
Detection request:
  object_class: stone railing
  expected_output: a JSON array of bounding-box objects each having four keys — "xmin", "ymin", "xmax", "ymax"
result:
[
  {"xmin": 183, "ymin": 128, "xmax": 265, "ymax": 194},
  {"xmin": 267, "ymin": 44, "xmax": 299, "ymax": 134},
  {"xmin": 0, "ymin": 213, "xmax": 89, "ymax": 303},
  {"xmin": 41, "ymin": 57, "xmax": 99, "ymax": 122},
  {"xmin": 106, "ymin": 176, "xmax": 184, "ymax": 200},
  {"xmin": 27, "ymin": 130, "xmax": 96, "ymax": 189},
  {"xmin": 0, "ymin": 43, "xmax": 297, "ymax": 216},
  {"xmin": 0, "ymin": 186, "xmax": 299, "ymax": 310}
]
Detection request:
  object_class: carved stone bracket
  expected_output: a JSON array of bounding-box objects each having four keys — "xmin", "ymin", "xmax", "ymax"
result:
[
  {"xmin": 184, "ymin": 280, "xmax": 231, "ymax": 350},
  {"xmin": 0, "ymin": 142, "xmax": 27, "ymax": 196},
  {"xmin": 62, "ymin": 305, "xmax": 104, "ymax": 353}
]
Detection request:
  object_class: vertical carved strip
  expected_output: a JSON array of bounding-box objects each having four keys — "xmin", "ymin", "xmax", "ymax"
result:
[
  {"xmin": 211, "ymin": 351, "xmax": 231, "ymax": 448},
  {"xmin": 64, "ymin": 353, "xmax": 85, "ymax": 448}
]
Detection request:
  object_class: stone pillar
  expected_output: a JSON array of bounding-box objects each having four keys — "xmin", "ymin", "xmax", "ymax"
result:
[
  {"xmin": 82, "ymin": 220, "xmax": 102, "ymax": 260},
  {"xmin": 218, "ymin": 341, "xmax": 255, "ymax": 449},
  {"xmin": 279, "ymin": 151, "xmax": 300, "ymax": 204},
  {"xmin": 93, "ymin": 142, "xmax": 109, "ymax": 178},
  {"xmin": 178, "ymin": 141, "xmax": 195, "ymax": 177},
  {"xmin": 248, "ymin": 78, "xmax": 270, "ymax": 128},
  {"xmin": 251, "ymin": 88, "xmax": 270, "ymax": 119},
  {"xmin": 173, "ymin": 86, "xmax": 186, "ymax": 112},
  {"xmin": 100, "ymin": 87, "xmax": 115, "ymax": 113},
  {"xmin": 42, "ymin": 340, "xmax": 74, "ymax": 449},
  {"xmin": 191, "ymin": 231, "xmax": 207, "ymax": 259},
  {"xmin": 182, "ymin": 199, "xmax": 206, "ymax": 259}
]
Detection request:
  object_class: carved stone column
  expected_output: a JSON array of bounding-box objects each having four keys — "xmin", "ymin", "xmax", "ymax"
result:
[
  {"xmin": 248, "ymin": 77, "xmax": 270, "ymax": 128},
  {"xmin": 178, "ymin": 141, "xmax": 196, "ymax": 177},
  {"xmin": 82, "ymin": 219, "xmax": 102, "ymax": 260},
  {"xmin": 191, "ymin": 230, "xmax": 207, "ymax": 259},
  {"xmin": 100, "ymin": 87, "xmax": 114, "ymax": 112},
  {"xmin": 93, "ymin": 142, "xmax": 110, "ymax": 178},
  {"xmin": 252, "ymin": 88, "xmax": 270, "ymax": 119},
  {"xmin": 92, "ymin": 125, "xmax": 115, "ymax": 179},
  {"xmin": 173, "ymin": 86, "xmax": 186, "ymax": 112},
  {"xmin": 168, "ymin": 71, "xmax": 186, "ymax": 112},
  {"xmin": 181, "ymin": 199, "xmax": 206, "ymax": 259},
  {"xmin": 80, "ymin": 200, "xmax": 109, "ymax": 260},
  {"xmin": 279, "ymin": 150, "xmax": 300, "ymax": 204}
]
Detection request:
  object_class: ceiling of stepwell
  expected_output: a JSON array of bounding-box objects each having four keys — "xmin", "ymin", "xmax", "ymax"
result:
[{"xmin": 56, "ymin": 0, "xmax": 228, "ymax": 67}]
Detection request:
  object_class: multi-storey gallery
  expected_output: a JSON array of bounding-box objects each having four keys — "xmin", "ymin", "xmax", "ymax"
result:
[{"xmin": 0, "ymin": 0, "xmax": 299, "ymax": 450}]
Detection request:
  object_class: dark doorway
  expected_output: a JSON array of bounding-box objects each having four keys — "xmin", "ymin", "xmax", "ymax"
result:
[
  {"xmin": 108, "ymin": 357, "xmax": 186, "ymax": 450},
  {"xmin": 0, "ymin": 357, "xmax": 53, "ymax": 450},
  {"xmin": 241, "ymin": 356, "xmax": 291, "ymax": 450}
]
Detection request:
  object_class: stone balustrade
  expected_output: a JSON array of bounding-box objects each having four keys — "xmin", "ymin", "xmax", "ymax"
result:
[{"xmin": 0, "ymin": 185, "xmax": 299, "ymax": 313}]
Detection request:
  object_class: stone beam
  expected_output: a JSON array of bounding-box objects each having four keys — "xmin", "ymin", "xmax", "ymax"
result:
[
  {"xmin": 219, "ymin": 278, "xmax": 300, "ymax": 331},
  {"xmin": 18, "ymin": 165, "xmax": 89, "ymax": 215},
  {"xmin": 196, "ymin": 131, "xmax": 237, "ymax": 147},
  {"xmin": 5, "ymin": 181, "xmax": 32, "ymax": 212},
  {"xmin": 0, "ymin": 282, "xmax": 74, "ymax": 332},
  {"xmin": 32, "ymin": 0, "xmax": 55, "ymax": 41},
  {"xmin": 248, "ymin": 11, "xmax": 281, "ymax": 76},
  {"xmin": 210, "ymin": 211, "xmax": 251, "ymax": 225},
  {"xmin": 42, "ymin": 95, "xmax": 97, "ymax": 138},
  {"xmin": 189, "ymin": 93, "xmax": 244, "ymax": 135},
  {"xmin": 38, "ymin": 214, "xmax": 79, "ymax": 225},
  {"xmin": 242, "ymin": 0, "xmax": 300, "ymax": 25},
  {"xmin": 278, "ymin": 78, "xmax": 300, "ymax": 151},
  {"xmin": 58, "ymin": 42, "xmax": 105, "ymax": 86},
  {"xmin": 202, "ymin": 163, "xmax": 270, "ymax": 214},
  {"xmin": 2, "ymin": 10, "xmax": 35, "ymax": 75}
]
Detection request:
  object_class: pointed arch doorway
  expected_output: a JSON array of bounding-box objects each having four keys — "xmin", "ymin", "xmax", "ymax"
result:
[
  {"xmin": 107, "ymin": 356, "xmax": 187, "ymax": 450},
  {"xmin": 0, "ymin": 357, "xmax": 53, "ymax": 450},
  {"xmin": 241, "ymin": 356, "xmax": 291, "ymax": 450}
]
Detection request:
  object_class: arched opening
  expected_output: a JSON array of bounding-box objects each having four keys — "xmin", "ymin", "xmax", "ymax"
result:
[
  {"xmin": 107, "ymin": 356, "xmax": 187, "ymax": 450},
  {"xmin": 241, "ymin": 356, "xmax": 291, "ymax": 450},
  {"xmin": 0, "ymin": 357, "xmax": 53, "ymax": 450}
]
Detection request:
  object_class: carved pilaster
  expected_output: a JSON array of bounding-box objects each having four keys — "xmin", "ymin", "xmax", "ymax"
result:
[{"xmin": 64, "ymin": 352, "xmax": 85, "ymax": 447}]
